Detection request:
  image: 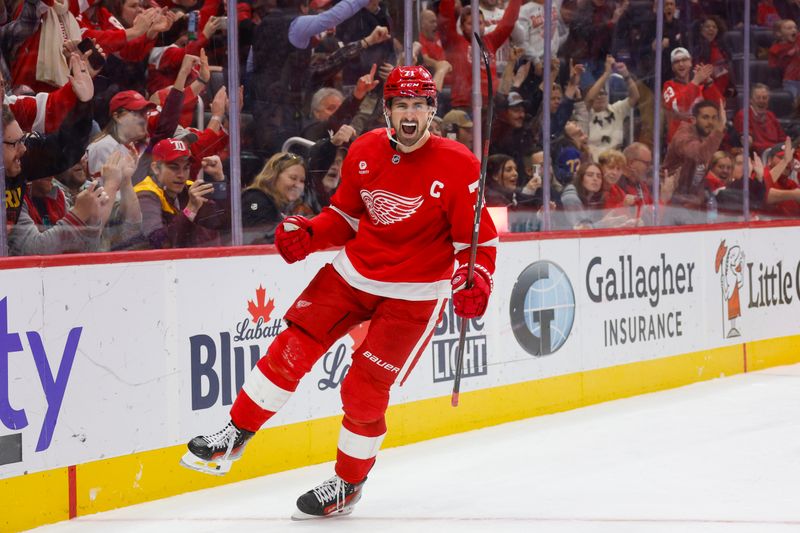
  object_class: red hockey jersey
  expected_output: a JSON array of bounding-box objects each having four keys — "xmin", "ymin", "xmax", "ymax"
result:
[
  {"xmin": 326, "ymin": 129, "xmax": 498, "ymax": 301},
  {"xmin": 662, "ymin": 79, "xmax": 722, "ymax": 142}
]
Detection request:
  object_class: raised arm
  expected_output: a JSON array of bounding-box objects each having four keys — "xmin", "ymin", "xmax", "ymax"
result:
[
  {"xmin": 617, "ymin": 62, "xmax": 639, "ymax": 107},
  {"xmin": 438, "ymin": 0, "xmax": 461, "ymax": 47},
  {"xmin": 289, "ymin": 0, "xmax": 371, "ymax": 49},
  {"xmin": 21, "ymin": 55, "xmax": 93, "ymax": 181},
  {"xmin": 486, "ymin": 0, "xmax": 521, "ymax": 51},
  {"xmin": 585, "ymin": 55, "xmax": 613, "ymax": 106}
]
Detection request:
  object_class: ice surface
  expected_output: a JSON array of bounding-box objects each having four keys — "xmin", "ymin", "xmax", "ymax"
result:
[{"xmin": 32, "ymin": 364, "xmax": 800, "ymax": 532}]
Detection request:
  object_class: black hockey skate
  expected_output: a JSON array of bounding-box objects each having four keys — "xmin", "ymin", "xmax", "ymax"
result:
[
  {"xmin": 292, "ymin": 475, "xmax": 366, "ymax": 520},
  {"xmin": 180, "ymin": 421, "xmax": 254, "ymax": 476}
]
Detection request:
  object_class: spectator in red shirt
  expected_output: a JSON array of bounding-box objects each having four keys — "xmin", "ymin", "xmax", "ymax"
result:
[
  {"xmin": 761, "ymin": 142, "xmax": 800, "ymax": 217},
  {"xmin": 438, "ymin": 0, "xmax": 520, "ymax": 111},
  {"xmin": 146, "ymin": 15, "xmax": 225, "ymax": 94},
  {"xmin": 11, "ymin": 1, "xmax": 165, "ymax": 93},
  {"xmin": 768, "ymin": 19, "xmax": 800, "ymax": 99},
  {"xmin": 419, "ymin": 8, "xmax": 445, "ymax": 62},
  {"xmin": 598, "ymin": 149, "xmax": 631, "ymax": 209},
  {"xmin": 705, "ymin": 150, "xmax": 733, "ymax": 192},
  {"xmin": 101, "ymin": 1, "xmax": 180, "ymax": 96},
  {"xmin": 78, "ymin": 0, "xmax": 176, "ymax": 63},
  {"xmin": 0, "ymin": 0, "xmax": 41, "ymax": 86},
  {"xmin": 662, "ymin": 46, "xmax": 723, "ymax": 141},
  {"xmin": 716, "ymin": 145, "xmax": 800, "ymax": 218},
  {"xmin": 417, "ymin": 7, "xmax": 452, "ymax": 87},
  {"xmin": 601, "ymin": 146, "xmax": 656, "ymax": 224},
  {"xmin": 691, "ymin": 15, "xmax": 734, "ymax": 98},
  {"xmin": 734, "ymin": 83, "xmax": 787, "ymax": 155}
]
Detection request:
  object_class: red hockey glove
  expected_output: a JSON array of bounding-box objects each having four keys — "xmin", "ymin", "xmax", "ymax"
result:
[
  {"xmin": 274, "ymin": 216, "xmax": 313, "ymax": 264},
  {"xmin": 451, "ymin": 264, "xmax": 493, "ymax": 319}
]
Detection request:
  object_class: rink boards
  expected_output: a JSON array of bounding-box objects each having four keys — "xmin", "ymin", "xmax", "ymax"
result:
[{"xmin": 2, "ymin": 223, "xmax": 800, "ymax": 531}]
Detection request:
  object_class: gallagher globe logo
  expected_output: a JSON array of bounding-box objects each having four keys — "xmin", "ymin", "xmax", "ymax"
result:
[{"xmin": 510, "ymin": 261, "xmax": 575, "ymax": 356}]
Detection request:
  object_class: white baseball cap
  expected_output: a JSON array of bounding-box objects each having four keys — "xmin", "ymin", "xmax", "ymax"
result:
[{"xmin": 670, "ymin": 47, "xmax": 691, "ymax": 63}]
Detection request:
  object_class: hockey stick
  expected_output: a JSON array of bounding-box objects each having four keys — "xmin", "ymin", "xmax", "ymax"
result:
[{"xmin": 451, "ymin": 32, "xmax": 495, "ymax": 407}]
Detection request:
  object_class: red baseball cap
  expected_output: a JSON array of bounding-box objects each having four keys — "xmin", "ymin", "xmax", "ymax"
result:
[
  {"xmin": 109, "ymin": 90, "xmax": 157, "ymax": 114},
  {"xmin": 152, "ymin": 138, "xmax": 194, "ymax": 162}
]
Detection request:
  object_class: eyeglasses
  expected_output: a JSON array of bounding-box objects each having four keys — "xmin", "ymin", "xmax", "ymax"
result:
[
  {"xmin": 274, "ymin": 152, "xmax": 303, "ymax": 167},
  {"xmin": 3, "ymin": 137, "xmax": 24, "ymax": 149},
  {"xmin": 268, "ymin": 152, "xmax": 304, "ymax": 172}
]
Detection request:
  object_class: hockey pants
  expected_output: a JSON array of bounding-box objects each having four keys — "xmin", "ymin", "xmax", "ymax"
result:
[{"xmin": 230, "ymin": 264, "xmax": 446, "ymax": 483}]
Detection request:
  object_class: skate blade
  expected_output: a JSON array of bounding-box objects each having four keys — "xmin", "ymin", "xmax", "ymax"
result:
[
  {"xmin": 179, "ymin": 451, "xmax": 232, "ymax": 476},
  {"xmin": 290, "ymin": 507, "xmax": 355, "ymax": 521}
]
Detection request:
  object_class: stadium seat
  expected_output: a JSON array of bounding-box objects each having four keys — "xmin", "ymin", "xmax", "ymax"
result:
[
  {"xmin": 768, "ymin": 89, "xmax": 795, "ymax": 118},
  {"xmin": 778, "ymin": 118, "xmax": 800, "ymax": 138},
  {"xmin": 734, "ymin": 59, "xmax": 782, "ymax": 89},
  {"xmin": 751, "ymin": 27, "xmax": 775, "ymax": 53},
  {"xmin": 753, "ymin": 61, "xmax": 783, "ymax": 88},
  {"xmin": 240, "ymin": 151, "xmax": 264, "ymax": 187},
  {"xmin": 723, "ymin": 30, "xmax": 746, "ymax": 60}
]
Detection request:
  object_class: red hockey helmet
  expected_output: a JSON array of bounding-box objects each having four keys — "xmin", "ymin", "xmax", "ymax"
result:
[{"xmin": 383, "ymin": 65, "xmax": 437, "ymax": 107}]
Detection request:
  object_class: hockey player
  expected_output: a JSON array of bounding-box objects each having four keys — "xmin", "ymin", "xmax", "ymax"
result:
[{"xmin": 181, "ymin": 65, "xmax": 498, "ymax": 519}]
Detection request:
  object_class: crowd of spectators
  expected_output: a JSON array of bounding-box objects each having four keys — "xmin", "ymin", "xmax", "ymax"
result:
[{"xmin": 2, "ymin": 0, "xmax": 800, "ymax": 257}]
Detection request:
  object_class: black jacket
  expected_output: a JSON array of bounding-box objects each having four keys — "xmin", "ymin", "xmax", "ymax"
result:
[
  {"xmin": 5, "ymin": 101, "xmax": 93, "ymax": 225},
  {"xmin": 242, "ymin": 188, "xmax": 282, "ymax": 244}
]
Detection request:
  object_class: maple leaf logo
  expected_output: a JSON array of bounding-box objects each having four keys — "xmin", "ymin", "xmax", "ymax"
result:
[{"xmin": 247, "ymin": 285, "xmax": 275, "ymax": 322}]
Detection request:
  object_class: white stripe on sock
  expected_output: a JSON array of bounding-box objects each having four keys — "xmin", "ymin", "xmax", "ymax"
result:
[
  {"xmin": 338, "ymin": 426, "xmax": 386, "ymax": 460},
  {"xmin": 241, "ymin": 369, "xmax": 292, "ymax": 413}
]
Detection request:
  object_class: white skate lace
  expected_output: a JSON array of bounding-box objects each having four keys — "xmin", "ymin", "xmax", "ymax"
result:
[
  {"xmin": 312, "ymin": 476, "xmax": 347, "ymax": 511},
  {"xmin": 202, "ymin": 422, "xmax": 237, "ymax": 459}
]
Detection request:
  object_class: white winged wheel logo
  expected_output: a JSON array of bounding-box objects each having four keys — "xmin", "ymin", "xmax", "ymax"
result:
[{"xmin": 360, "ymin": 189, "xmax": 424, "ymax": 225}]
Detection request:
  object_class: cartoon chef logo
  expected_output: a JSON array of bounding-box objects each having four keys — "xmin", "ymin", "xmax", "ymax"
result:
[{"xmin": 714, "ymin": 240, "xmax": 744, "ymax": 339}]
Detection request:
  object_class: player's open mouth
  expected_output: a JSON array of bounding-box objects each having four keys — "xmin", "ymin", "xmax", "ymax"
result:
[{"xmin": 400, "ymin": 121, "xmax": 417, "ymax": 135}]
